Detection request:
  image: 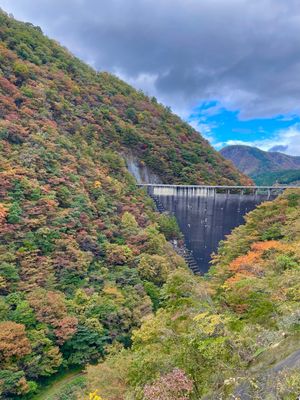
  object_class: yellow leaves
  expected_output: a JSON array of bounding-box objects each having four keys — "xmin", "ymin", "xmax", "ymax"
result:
[
  {"xmin": 0, "ymin": 275, "xmax": 7, "ymax": 290},
  {"xmin": 109, "ymin": 177, "xmax": 123, "ymax": 195},
  {"xmin": 89, "ymin": 390, "xmax": 104, "ymax": 400},
  {"xmin": 72, "ymin": 84, "xmax": 80, "ymax": 95},
  {"xmin": 94, "ymin": 173, "xmax": 123, "ymax": 195},
  {"xmin": 103, "ymin": 285, "xmax": 125, "ymax": 304},
  {"xmin": 193, "ymin": 312, "xmax": 225, "ymax": 336},
  {"xmin": 13, "ymin": 61, "xmax": 30, "ymax": 78},
  {"xmin": 121, "ymin": 211, "xmax": 138, "ymax": 234},
  {"xmin": 94, "ymin": 180, "xmax": 102, "ymax": 189},
  {"xmin": 193, "ymin": 312, "xmax": 208, "ymax": 322},
  {"xmin": 137, "ymin": 254, "xmax": 171, "ymax": 285},
  {"xmin": 131, "ymin": 310, "xmax": 168, "ymax": 345},
  {"xmin": 104, "ymin": 175, "xmax": 112, "ymax": 185},
  {"xmin": 286, "ymin": 283, "xmax": 300, "ymax": 301}
]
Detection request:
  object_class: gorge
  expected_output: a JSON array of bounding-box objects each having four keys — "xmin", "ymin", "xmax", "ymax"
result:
[{"xmin": 140, "ymin": 184, "xmax": 291, "ymax": 273}]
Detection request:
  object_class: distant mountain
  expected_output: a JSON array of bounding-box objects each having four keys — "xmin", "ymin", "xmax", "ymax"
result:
[{"xmin": 220, "ymin": 145, "xmax": 300, "ymax": 185}]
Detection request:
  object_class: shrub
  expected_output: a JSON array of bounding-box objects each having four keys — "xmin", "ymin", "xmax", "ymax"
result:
[
  {"xmin": 7, "ymin": 202, "xmax": 22, "ymax": 224},
  {"xmin": 143, "ymin": 368, "xmax": 193, "ymax": 400},
  {"xmin": 13, "ymin": 61, "xmax": 30, "ymax": 79},
  {"xmin": 157, "ymin": 214, "xmax": 181, "ymax": 240},
  {"xmin": 137, "ymin": 254, "xmax": 171, "ymax": 285},
  {"xmin": 105, "ymin": 243, "xmax": 134, "ymax": 265}
]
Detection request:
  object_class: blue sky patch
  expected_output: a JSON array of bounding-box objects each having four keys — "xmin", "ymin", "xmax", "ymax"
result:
[{"xmin": 188, "ymin": 101, "xmax": 300, "ymax": 154}]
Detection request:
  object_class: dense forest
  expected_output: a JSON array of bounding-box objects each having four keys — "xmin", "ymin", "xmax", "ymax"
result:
[
  {"xmin": 0, "ymin": 10, "xmax": 249, "ymax": 399},
  {"xmin": 253, "ymin": 169, "xmax": 300, "ymax": 186},
  {"xmin": 0, "ymin": 9, "xmax": 299, "ymax": 400}
]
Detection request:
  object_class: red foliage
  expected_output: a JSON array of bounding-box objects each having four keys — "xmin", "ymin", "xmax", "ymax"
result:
[
  {"xmin": 54, "ymin": 316, "xmax": 78, "ymax": 345},
  {"xmin": 28, "ymin": 290, "xmax": 67, "ymax": 325},
  {"xmin": 143, "ymin": 368, "xmax": 193, "ymax": 400}
]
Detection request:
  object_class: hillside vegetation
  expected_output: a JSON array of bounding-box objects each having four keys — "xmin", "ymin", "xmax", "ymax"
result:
[
  {"xmin": 254, "ymin": 169, "xmax": 300, "ymax": 186},
  {"xmin": 0, "ymin": 10, "xmax": 251, "ymax": 398},
  {"xmin": 81, "ymin": 189, "xmax": 300, "ymax": 400},
  {"xmin": 221, "ymin": 145, "xmax": 300, "ymax": 185},
  {"xmin": 0, "ymin": 10, "xmax": 250, "ymax": 186},
  {"xmin": 1, "ymin": 10, "xmax": 298, "ymax": 400}
]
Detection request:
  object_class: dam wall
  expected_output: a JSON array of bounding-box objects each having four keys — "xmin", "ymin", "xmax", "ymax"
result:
[{"xmin": 141, "ymin": 185, "xmax": 288, "ymax": 273}]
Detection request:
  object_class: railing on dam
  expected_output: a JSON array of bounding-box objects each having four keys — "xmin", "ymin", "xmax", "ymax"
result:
[
  {"xmin": 138, "ymin": 184, "xmax": 295, "ymax": 197},
  {"xmin": 138, "ymin": 184, "xmax": 297, "ymax": 274}
]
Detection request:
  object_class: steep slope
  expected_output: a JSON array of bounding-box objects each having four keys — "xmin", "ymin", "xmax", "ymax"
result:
[
  {"xmin": 0, "ymin": 10, "xmax": 250, "ymax": 186},
  {"xmin": 0, "ymin": 10, "xmax": 251, "ymax": 398},
  {"xmin": 220, "ymin": 145, "xmax": 300, "ymax": 181},
  {"xmin": 81, "ymin": 189, "xmax": 300, "ymax": 399}
]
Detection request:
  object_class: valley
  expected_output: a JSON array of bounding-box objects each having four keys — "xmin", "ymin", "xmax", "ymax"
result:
[{"xmin": 0, "ymin": 9, "xmax": 299, "ymax": 400}]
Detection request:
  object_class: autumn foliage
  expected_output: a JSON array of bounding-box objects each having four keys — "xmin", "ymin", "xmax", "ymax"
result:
[
  {"xmin": 82, "ymin": 190, "xmax": 300, "ymax": 400},
  {"xmin": 0, "ymin": 9, "xmax": 298, "ymax": 400},
  {"xmin": 143, "ymin": 368, "xmax": 193, "ymax": 400},
  {"xmin": 0, "ymin": 9, "xmax": 210, "ymax": 397}
]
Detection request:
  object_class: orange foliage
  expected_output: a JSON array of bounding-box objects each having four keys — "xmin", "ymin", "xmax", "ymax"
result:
[
  {"xmin": 0, "ymin": 203, "xmax": 7, "ymax": 223},
  {"xmin": 27, "ymin": 290, "xmax": 67, "ymax": 325},
  {"xmin": 54, "ymin": 316, "xmax": 78, "ymax": 345},
  {"xmin": 0, "ymin": 321, "xmax": 31, "ymax": 362},
  {"xmin": 225, "ymin": 240, "xmax": 285, "ymax": 287},
  {"xmin": 250, "ymin": 240, "xmax": 284, "ymax": 252}
]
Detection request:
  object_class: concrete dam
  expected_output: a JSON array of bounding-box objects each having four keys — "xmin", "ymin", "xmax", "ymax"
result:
[{"xmin": 140, "ymin": 184, "xmax": 290, "ymax": 274}]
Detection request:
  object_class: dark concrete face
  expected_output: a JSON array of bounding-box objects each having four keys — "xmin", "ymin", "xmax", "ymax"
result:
[{"xmin": 148, "ymin": 186, "xmax": 277, "ymax": 273}]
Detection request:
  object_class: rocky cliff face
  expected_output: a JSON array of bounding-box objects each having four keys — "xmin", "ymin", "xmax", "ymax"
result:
[{"xmin": 123, "ymin": 152, "xmax": 162, "ymax": 184}]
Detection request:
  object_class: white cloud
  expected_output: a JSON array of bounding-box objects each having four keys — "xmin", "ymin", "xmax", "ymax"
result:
[
  {"xmin": 220, "ymin": 124, "xmax": 300, "ymax": 156},
  {"xmin": 115, "ymin": 71, "xmax": 159, "ymax": 97},
  {"xmin": 188, "ymin": 118, "xmax": 220, "ymax": 143}
]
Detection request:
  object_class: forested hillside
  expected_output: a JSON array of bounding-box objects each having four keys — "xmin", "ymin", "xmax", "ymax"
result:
[
  {"xmin": 254, "ymin": 169, "xmax": 300, "ymax": 186},
  {"xmin": 0, "ymin": 10, "xmax": 250, "ymax": 186},
  {"xmin": 221, "ymin": 145, "xmax": 300, "ymax": 185},
  {"xmin": 82, "ymin": 189, "xmax": 300, "ymax": 400},
  {"xmin": 0, "ymin": 10, "xmax": 251, "ymax": 398}
]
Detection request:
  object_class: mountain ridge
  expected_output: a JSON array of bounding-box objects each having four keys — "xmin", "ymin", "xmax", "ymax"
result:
[
  {"xmin": 0, "ymin": 10, "xmax": 251, "ymax": 187},
  {"xmin": 220, "ymin": 145, "xmax": 300, "ymax": 183}
]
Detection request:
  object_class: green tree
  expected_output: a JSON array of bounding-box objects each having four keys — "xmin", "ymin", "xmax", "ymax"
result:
[
  {"xmin": 157, "ymin": 214, "xmax": 181, "ymax": 240},
  {"xmin": 137, "ymin": 254, "xmax": 171, "ymax": 285},
  {"xmin": 7, "ymin": 202, "xmax": 22, "ymax": 224},
  {"xmin": 62, "ymin": 324, "xmax": 105, "ymax": 365},
  {"xmin": 13, "ymin": 61, "xmax": 30, "ymax": 79}
]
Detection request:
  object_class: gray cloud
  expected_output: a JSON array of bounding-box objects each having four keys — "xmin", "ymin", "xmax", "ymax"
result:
[{"xmin": 1, "ymin": 0, "xmax": 300, "ymax": 119}]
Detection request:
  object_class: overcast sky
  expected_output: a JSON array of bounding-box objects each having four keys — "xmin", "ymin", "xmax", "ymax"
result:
[{"xmin": 1, "ymin": 0, "xmax": 300, "ymax": 155}]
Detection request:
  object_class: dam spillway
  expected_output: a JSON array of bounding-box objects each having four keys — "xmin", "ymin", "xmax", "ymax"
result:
[{"xmin": 140, "ymin": 184, "xmax": 291, "ymax": 274}]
